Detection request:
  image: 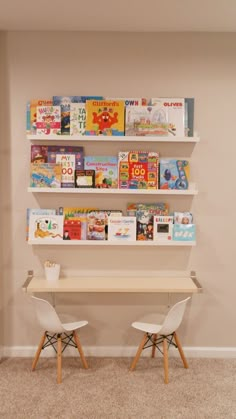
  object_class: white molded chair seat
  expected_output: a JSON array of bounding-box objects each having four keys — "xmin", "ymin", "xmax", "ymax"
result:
[
  {"xmin": 130, "ymin": 297, "xmax": 191, "ymax": 384},
  {"xmin": 31, "ymin": 296, "xmax": 88, "ymax": 384}
]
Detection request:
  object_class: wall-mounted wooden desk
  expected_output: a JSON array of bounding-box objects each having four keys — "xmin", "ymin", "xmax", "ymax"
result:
[{"xmin": 23, "ymin": 272, "xmax": 202, "ymax": 294}]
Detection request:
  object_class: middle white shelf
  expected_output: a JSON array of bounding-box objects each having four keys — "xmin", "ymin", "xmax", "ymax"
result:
[{"xmin": 28, "ymin": 240, "xmax": 196, "ymax": 246}]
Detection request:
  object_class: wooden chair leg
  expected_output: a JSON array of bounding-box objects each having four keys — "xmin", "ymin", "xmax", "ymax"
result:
[
  {"xmin": 73, "ymin": 331, "xmax": 88, "ymax": 369},
  {"xmin": 130, "ymin": 333, "xmax": 147, "ymax": 371},
  {"xmin": 163, "ymin": 338, "xmax": 169, "ymax": 384},
  {"xmin": 151, "ymin": 334, "xmax": 158, "ymax": 358},
  {"xmin": 32, "ymin": 332, "xmax": 46, "ymax": 371},
  {"xmin": 173, "ymin": 331, "xmax": 189, "ymax": 369},
  {"xmin": 57, "ymin": 335, "xmax": 62, "ymax": 384}
]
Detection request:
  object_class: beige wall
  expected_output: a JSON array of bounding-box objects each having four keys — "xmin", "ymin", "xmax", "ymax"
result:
[{"xmin": 1, "ymin": 31, "xmax": 236, "ymax": 352}]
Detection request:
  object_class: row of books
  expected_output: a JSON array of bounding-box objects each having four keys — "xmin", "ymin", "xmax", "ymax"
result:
[
  {"xmin": 27, "ymin": 97, "xmax": 194, "ymax": 137},
  {"xmin": 30, "ymin": 145, "xmax": 190, "ymax": 190},
  {"xmin": 26, "ymin": 207, "xmax": 195, "ymax": 242}
]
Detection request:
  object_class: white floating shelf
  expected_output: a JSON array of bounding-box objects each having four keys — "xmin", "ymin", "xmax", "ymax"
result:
[
  {"xmin": 28, "ymin": 183, "xmax": 198, "ymax": 195},
  {"xmin": 28, "ymin": 240, "xmax": 196, "ymax": 246},
  {"xmin": 27, "ymin": 134, "xmax": 199, "ymax": 143}
]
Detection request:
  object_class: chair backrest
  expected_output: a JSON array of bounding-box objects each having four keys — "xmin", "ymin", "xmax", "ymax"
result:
[
  {"xmin": 31, "ymin": 296, "xmax": 65, "ymax": 334},
  {"xmin": 158, "ymin": 296, "xmax": 191, "ymax": 336}
]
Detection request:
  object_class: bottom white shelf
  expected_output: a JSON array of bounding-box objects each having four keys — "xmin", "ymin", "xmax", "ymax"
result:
[{"xmin": 28, "ymin": 240, "xmax": 196, "ymax": 246}]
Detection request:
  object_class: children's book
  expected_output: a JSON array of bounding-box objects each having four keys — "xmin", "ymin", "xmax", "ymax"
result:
[
  {"xmin": 26, "ymin": 208, "xmax": 56, "ymax": 241},
  {"xmin": 172, "ymin": 224, "xmax": 196, "ymax": 241},
  {"xmin": 153, "ymin": 216, "xmax": 174, "ymax": 242},
  {"xmin": 75, "ymin": 170, "xmax": 95, "ymax": 188},
  {"xmin": 84, "ymin": 156, "xmax": 118, "ymax": 188},
  {"xmin": 106, "ymin": 98, "xmax": 147, "ymax": 106},
  {"xmin": 150, "ymin": 98, "xmax": 185, "ymax": 137},
  {"xmin": 108, "ymin": 216, "xmax": 137, "ymax": 241},
  {"xmin": 36, "ymin": 105, "xmax": 61, "ymax": 135},
  {"xmin": 131, "ymin": 203, "xmax": 169, "ymax": 241},
  {"xmin": 30, "ymin": 99, "xmax": 53, "ymax": 134},
  {"xmin": 125, "ymin": 106, "xmax": 169, "ymax": 136},
  {"xmin": 28, "ymin": 214, "xmax": 64, "ymax": 241},
  {"xmin": 31, "ymin": 145, "xmax": 48, "ymax": 163},
  {"xmin": 87, "ymin": 210, "xmax": 122, "ymax": 240},
  {"xmin": 159, "ymin": 159, "xmax": 190, "ymax": 190},
  {"xmin": 53, "ymin": 96, "xmax": 103, "ymax": 135},
  {"xmin": 63, "ymin": 219, "xmax": 81, "ymax": 240},
  {"xmin": 126, "ymin": 202, "xmax": 169, "ymax": 217},
  {"xmin": 63, "ymin": 207, "xmax": 98, "ymax": 240},
  {"xmin": 70, "ymin": 103, "xmax": 86, "ymax": 136},
  {"xmin": 30, "ymin": 163, "xmax": 61, "ymax": 188},
  {"xmin": 47, "ymin": 146, "xmax": 84, "ymax": 188},
  {"xmin": 26, "ymin": 101, "xmax": 31, "ymax": 134},
  {"xmin": 184, "ymin": 98, "xmax": 194, "ymax": 137},
  {"xmin": 118, "ymin": 151, "xmax": 159, "ymax": 189},
  {"xmin": 173, "ymin": 212, "xmax": 193, "ymax": 224},
  {"xmin": 85, "ymin": 100, "xmax": 125, "ymax": 136}
]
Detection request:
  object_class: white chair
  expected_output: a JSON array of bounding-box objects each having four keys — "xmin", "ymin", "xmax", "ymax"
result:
[
  {"xmin": 130, "ymin": 296, "xmax": 191, "ymax": 384},
  {"xmin": 31, "ymin": 296, "xmax": 88, "ymax": 384}
]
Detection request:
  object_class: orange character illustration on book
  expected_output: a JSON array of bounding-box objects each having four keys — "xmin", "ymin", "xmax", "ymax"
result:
[{"xmin": 92, "ymin": 109, "xmax": 118, "ymax": 133}]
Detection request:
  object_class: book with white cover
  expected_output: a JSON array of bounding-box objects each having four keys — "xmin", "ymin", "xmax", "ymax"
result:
[
  {"xmin": 150, "ymin": 98, "xmax": 185, "ymax": 137},
  {"xmin": 29, "ymin": 214, "xmax": 64, "ymax": 241},
  {"xmin": 153, "ymin": 216, "xmax": 174, "ymax": 242},
  {"xmin": 108, "ymin": 216, "xmax": 136, "ymax": 241}
]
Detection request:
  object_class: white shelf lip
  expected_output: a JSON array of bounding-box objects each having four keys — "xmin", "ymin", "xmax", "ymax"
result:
[
  {"xmin": 28, "ymin": 240, "xmax": 196, "ymax": 246},
  {"xmin": 27, "ymin": 134, "xmax": 200, "ymax": 143},
  {"xmin": 28, "ymin": 183, "xmax": 198, "ymax": 195}
]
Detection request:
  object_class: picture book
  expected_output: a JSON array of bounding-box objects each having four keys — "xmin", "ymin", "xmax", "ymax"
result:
[
  {"xmin": 125, "ymin": 106, "xmax": 169, "ymax": 136},
  {"xmin": 75, "ymin": 170, "xmax": 95, "ymax": 188},
  {"xmin": 84, "ymin": 156, "xmax": 118, "ymax": 188},
  {"xmin": 26, "ymin": 101, "xmax": 31, "ymax": 134},
  {"xmin": 63, "ymin": 207, "xmax": 98, "ymax": 240},
  {"xmin": 85, "ymin": 100, "xmax": 125, "ymax": 136},
  {"xmin": 47, "ymin": 146, "xmax": 84, "ymax": 188},
  {"xmin": 118, "ymin": 151, "xmax": 159, "ymax": 189},
  {"xmin": 70, "ymin": 103, "xmax": 86, "ymax": 136},
  {"xmin": 31, "ymin": 145, "xmax": 48, "ymax": 163},
  {"xmin": 129, "ymin": 203, "xmax": 169, "ymax": 241},
  {"xmin": 30, "ymin": 99, "xmax": 53, "ymax": 134},
  {"xmin": 28, "ymin": 214, "xmax": 64, "ymax": 241},
  {"xmin": 63, "ymin": 219, "xmax": 81, "ymax": 240},
  {"xmin": 36, "ymin": 105, "xmax": 61, "ymax": 135},
  {"xmin": 153, "ymin": 216, "xmax": 174, "ymax": 242},
  {"xmin": 184, "ymin": 98, "xmax": 194, "ymax": 137},
  {"xmin": 26, "ymin": 208, "xmax": 56, "ymax": 241},
  {"xmin": 30, "ymin": 163, "xmax": 61, "ymax": 188},
  {"xmin": 172, "ymin": 224, "xmax": 196, "ymax": 241},
  {"xmin": 126, "ymin": 202, "xmax": 169, "ymax": 217},
  {"xmin": 159, "ymin": 159, "xmax": 190, "ymax": 190},
  {"xmin": 108, "ymin": 216, "xmax": 137, "ymax": 241},
  {"xmin": 87, "ymin": 210, "xmax": 122, "ymax": 240},
  {"xmin": 150, "ymin": 98, "xmax": 185, "ymax": 137},
  {"xmin": 106, "ymin": 98, "xmax": 147, "ymax": 106}
]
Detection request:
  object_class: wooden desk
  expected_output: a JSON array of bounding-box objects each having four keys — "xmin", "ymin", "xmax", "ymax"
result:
[{"xmin": 23, "ymin": 273, "xmax": 202, "ymax": 294}]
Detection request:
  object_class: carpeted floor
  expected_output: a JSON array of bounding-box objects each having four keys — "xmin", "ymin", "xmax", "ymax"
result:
[{"xmin": 0, "ymin": 357, "xmax": 236, "ymax": 419}]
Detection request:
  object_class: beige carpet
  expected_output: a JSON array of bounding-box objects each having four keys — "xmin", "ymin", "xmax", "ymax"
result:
[{"xmin": 0, "ymin": 357, "xmax": 236, "ymax": 419}]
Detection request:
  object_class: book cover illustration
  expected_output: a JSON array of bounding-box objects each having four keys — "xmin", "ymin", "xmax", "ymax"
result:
[
  {"xmin": 30, "ymin": 99, "xmax": 53, "ymax": 134},
  {"xmin": 159, "ymin": 159, "xmax": 190, "ymax": 190},
  {"xmin": 153, "ymin": 216, "xmax": 174, "ymax": 242},
  {"xmin": 106, "ymin": 98, "xmax": 148, "ymax": 106},
  {"xmin": 28, "ymin": 214, "xmax": 63, "ymax": 241},
  {"xmin": 85, "ymin": 100, "xmax": 125, "ymax": 136},
  {"xmin": 173, "ymin": 212, "xmax": 193, "ymax": 224},
  {"xmin": 129, "ymin": 203, "xmax": 169, "ymax": 241},
  {"xmin": 26, "ymin": 208, "xmax": 56, "ymax": 241},
  {"xmin": 118, "ymin": 151, "xmax": 159, "ymax": 189},
  {"xmin": 30, "ymin": 163, "xmax": 61, "ymax": 188},
  {"xmin": 63, "ymin": 219, "xmax": 81, "ymax": 240},
  {"xmin": 70, "ymin": 103, "xmax": 86, "ymax": 136},
  {"xmin": 63, "ymin": 207, "xmax": 98, "ymax": 240},
  {"xmin": 172, "ymin": 224, "xmax": 196, "ymax": 241},
  {"xmin": 87, "ymin": 210, "xmax": 122, "ymax": 240},
  {"xmin": 126, "ymin": 202, "xmax": 169, "ymax": 217},
  {"xmin": 108, "ymin": 216, "xmax": 137, "ymax": 241},
  {"xmin": 36, "ymin": 105, "xmax": 61, "ymax": 135},
  {"xmin": 84, "ymin": 156, "xmax": 118, "ymax": 188},
  {"xmin": 150, "ymin": 98, "xmax": 185, "ymax": 137},
  {"xmin": 75, "ymin": 170, "xmax": 95, "ymax": 188},
  {"xmin": 125, "ymin": 106, "xmax": 169, "ymax": 136},
  {"xmin": 47, "ymin": 146, "xmax": 84, "ymax": 188},
  {"xmin": 31, "ymin": 145, "xmax": 48, "ymax": 163}
]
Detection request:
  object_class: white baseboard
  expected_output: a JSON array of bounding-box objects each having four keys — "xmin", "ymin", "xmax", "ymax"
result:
[{"xmin": 2, "ymin": 346, "xmax": 236, "ymax": 358}]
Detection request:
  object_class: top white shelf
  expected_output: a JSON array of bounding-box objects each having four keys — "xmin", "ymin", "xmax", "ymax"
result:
[{"xmin": 27, "ymin": 134, "xmax": 200, "ymax": 143}]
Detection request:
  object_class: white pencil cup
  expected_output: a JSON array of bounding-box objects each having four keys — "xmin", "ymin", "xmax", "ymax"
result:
[{"xmin": 44, "ymin": 264, "xmax": 60, "ymax": 281}]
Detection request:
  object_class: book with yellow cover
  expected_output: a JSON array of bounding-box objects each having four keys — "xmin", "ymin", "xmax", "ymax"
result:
[{"xmin": 85, "ymin": 100, "xmax": 125, "ymax": 136}]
